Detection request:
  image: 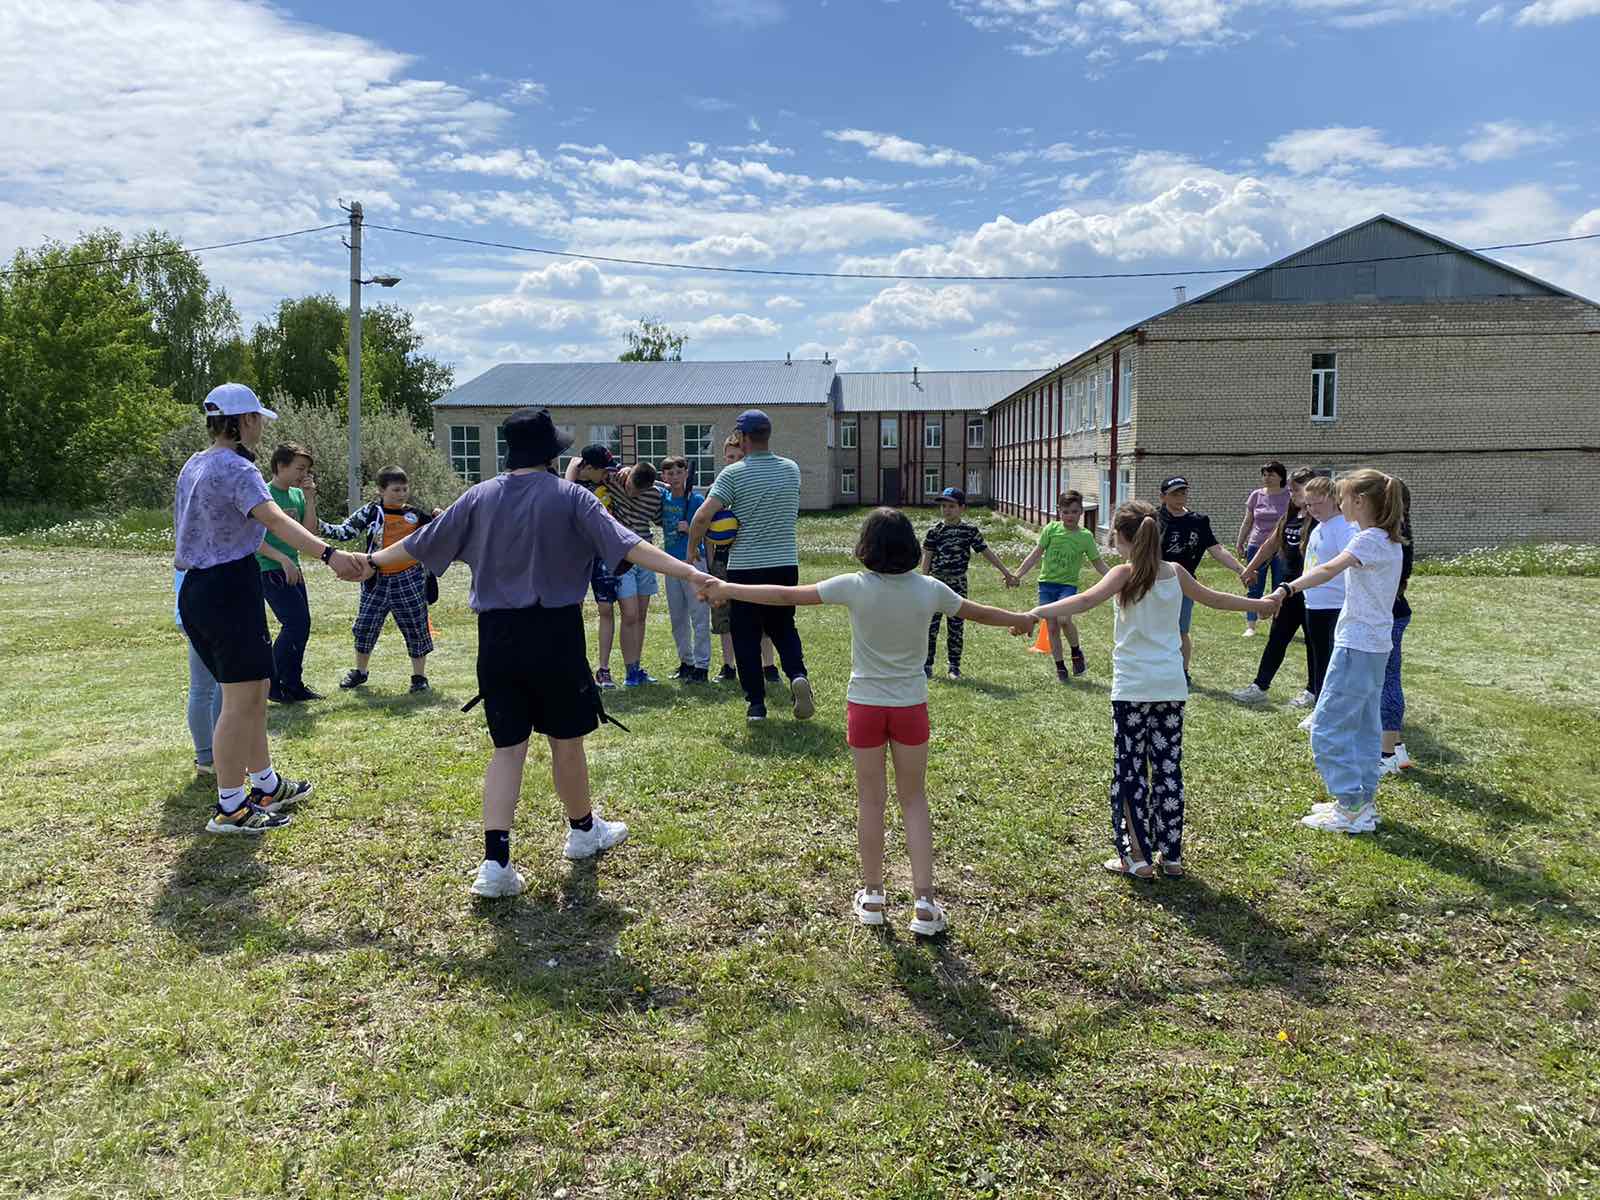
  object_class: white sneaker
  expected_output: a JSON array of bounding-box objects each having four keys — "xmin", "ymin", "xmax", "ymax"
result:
[
  {"xmin": 1298, "ymin": 712, "xmax": 1315, "ymax": 733},
  {"xmin": 1301, "ymin": 803, "xmax": 1378, "ymax": 834},
  {"xmin": 1378, "ymin": 755, "xmax": 1402, "ymax": 778},
  {"xmin": 564, "ymin": 811, "xmax": 629, "ymax": 860},
  {"xmin": 469, "ymin": 859, "xmax": 525, "ymax": 898},
  {"xmin": 1231, "ymin": 683, "xmax": 1269, "ymax": 704},
  {"xmin": 1390, "ymin": 743, "xmax": 1414, "ymax": 770},
  {"xmin": 1242, "ymin": 625, "xmax": 1257, "ymax": 638},
  {"xmin": 1288, "ymin": 690, "xmax": 1315, "ymax": 709},
  {"xmin": 790, "ymin": 675, "xmax": 815, "ymax": 721},
  {"xmin": 1310, "ymin": 800, "xmax": 1383, "ymax": 825}
]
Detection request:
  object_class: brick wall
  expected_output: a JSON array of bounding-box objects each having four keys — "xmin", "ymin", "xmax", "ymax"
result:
[{"xmin": 831, "ymin": 411, "xmax": 993, "ymax": 506}]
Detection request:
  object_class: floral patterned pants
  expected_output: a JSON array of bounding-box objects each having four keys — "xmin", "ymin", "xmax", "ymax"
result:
[{"xmin": 1109, "ymin": 700, "xmax": 1186, "ymax": 865}]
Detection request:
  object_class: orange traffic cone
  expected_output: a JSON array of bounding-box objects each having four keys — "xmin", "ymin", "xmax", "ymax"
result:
[
  {"xmin": 1029, "ymin": 619, "xmax": 1052, "ymax": 654},
  {"xmin": 429, "ymin": 615, "xmax": 439, "ymax": 638}
]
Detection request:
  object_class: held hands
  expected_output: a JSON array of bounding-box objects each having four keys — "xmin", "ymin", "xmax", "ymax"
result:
[
  {"xmin": 693, "ymin": 572, "xmax": 727, "ymax": 603},
  {"xmin": 327, "ymin": 550, "xmax": 370, "ymax": 583},
  {"xmin": 1007, "ymin": 610, "xmax": 1039, "ymax": 637},
  {"xmin": 1003, "ymin": 570, "xmax": 1019, "ymax": 589},
  {"xmin": 1241, "ymin": 566, "xmax": 1258, "ymax": 588}
]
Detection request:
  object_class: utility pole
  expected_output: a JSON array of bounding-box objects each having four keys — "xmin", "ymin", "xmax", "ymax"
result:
[{"xmin": 346, "ymin": 200, "xmax": 364, "ymax": 513}]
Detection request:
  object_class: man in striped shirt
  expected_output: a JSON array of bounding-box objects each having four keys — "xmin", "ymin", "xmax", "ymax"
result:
[
  {"xmin": 605, "ymin": 461, "xmax": 667, "ymax": 687},
  {"xmin": 688, "ymin": 409, "xmax": 812, "ymax": 722}
]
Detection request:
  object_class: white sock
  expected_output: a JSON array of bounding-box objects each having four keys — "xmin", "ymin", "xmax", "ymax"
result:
[
  {"xmin": 249, "ymin": 766, "xmax": 280, "ymax": 794},
  {"xmin": 218, "ymin": 785, "xmax": 246, "ymax": 814}
]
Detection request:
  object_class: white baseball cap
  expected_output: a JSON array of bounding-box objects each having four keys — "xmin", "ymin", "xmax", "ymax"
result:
[{"xmin": 202, "ymin": 382, "xmax": 277, "ymax": 420}]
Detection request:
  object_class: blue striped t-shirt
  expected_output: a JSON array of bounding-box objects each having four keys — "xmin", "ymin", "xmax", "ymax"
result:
[{"xmin": 707, "ymin": 452, "xmax": 801, "ymax": 570}]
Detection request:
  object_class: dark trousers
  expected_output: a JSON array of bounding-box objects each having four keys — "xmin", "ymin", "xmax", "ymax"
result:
[
  {"xmin": 261, "ymin": 570, "xmax": 311, "ymax": 692},
  {"xmin": 728, "ymin": 565, "xmax": 807, "ymax": 706},
  {"xmin": 1304, "ymin": 608, "xmax": 1339, "ymax": 696},
  {"xmin": 925, "ymin": 572, "xmax": 969, "ymax": 668},
  {"xmin": 1252, "ymin": 588, "xmax": 1309, "ymax": 693}
]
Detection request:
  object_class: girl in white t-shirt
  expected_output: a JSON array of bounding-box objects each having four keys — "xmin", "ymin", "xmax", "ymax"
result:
[
  {"xmin": 1270, "ymin": 469, "xmax": 1408, "ymax": 834},
  {"xmin": 705, "ymin": 508, "xmax": 1034, "ymax": 935},
  {"xmin": 1031, "ymin": 502, "xmax": 1279, "ymax": 880},
  {"xmin": 1297, "ymin": 475, "xmax": 1356, "ymax": 727}
]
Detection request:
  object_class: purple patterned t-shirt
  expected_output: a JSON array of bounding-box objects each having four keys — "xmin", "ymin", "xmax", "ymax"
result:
[{"xmin": 173, "ymin": 448, "xmax": 273, "ymax": 570}]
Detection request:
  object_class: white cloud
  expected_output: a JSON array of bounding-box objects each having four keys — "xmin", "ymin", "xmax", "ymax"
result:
[
  {"xmin": 748, "ymin": 115, "xmax": 762, "ymax": 132},
  {"xmin": 684, "ymin": 312, "xmax": 781, "ymax": 338},
  {"xmin": 688, "ymin": 96, "xmax": 735, "ymax": 112},
  {"xmin": 435, "ymin": 148, "xmax": 550, "ymax": 179},
  {"xmin": 557, "ymin": 142, "xmax": 612, "ymax": 157},
  {"xmin": 501, "ymin": 78, "xmax": 548, "ymax": 106},
  {"xmin": 696, "ymin": 0, "xmax": 788, "ymax": 27},
  {"xmin": 765, "ymin": 295, "xmax": 805, "ymax": 311},
  {"xmin": 838, "ymin": 283, "xmax": 995, "ymax": 334},
  {"xmin": 720, "ymin": 140, "xmax": 794, "ymax": 157},
  {"xmin": 1477, "ymin": 2, "xmax": 1505, "ymax": 17},
  {"xmin": 825, "ymin": 128, "xmax": 984, "ymax": 170},
  {"xmin": 1461, "ymin": 120, "xmax": 1560, "ymax": 163},
  {"xmin": 794, "ymin": 334, "xmax": 921, "ymax": 370},
  {"xmin": 1513, "ymin": 0, "xmax": 1600, "ymax": 21},
  {"xmin": 687, "ymin": 141, "xmax": 708, "ymax": 157},
  {"xmin": 1265, "ymin": 127, "xmax": 1452, "ymax": 174}
]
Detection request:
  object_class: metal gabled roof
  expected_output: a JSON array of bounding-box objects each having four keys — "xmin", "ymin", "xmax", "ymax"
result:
[
  {"xmin": 434, "ymin": 359, "xmax": 837, "ymax": 409},
  {"xmin": 835, "ymin": 369, "xmax": 1046, "ymax": 413}
]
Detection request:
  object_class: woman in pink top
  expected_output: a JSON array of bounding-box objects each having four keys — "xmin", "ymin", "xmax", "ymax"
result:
[{"xmin": 1236, "ymin": 460, "xmax": 1290, "ymax": 638}]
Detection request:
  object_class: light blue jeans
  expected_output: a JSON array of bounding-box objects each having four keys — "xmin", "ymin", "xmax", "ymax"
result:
[
  {"xmin": 187, "ymin": 640, "xmax": 224, "ymax": 766},
  {"xmin": 1310, "ymin": 645, "xmax": 1388, "ymax": 809}
]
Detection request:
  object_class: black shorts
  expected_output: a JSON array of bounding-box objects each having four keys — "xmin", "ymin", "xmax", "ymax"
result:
[
  {"xmin": 476, "ymin": 604, "xmax": 602, "ymax": 746},
  {"xmin": 590, "ymin": 557, "xmax": 619, "ymax": 605},
  {"xmin": 178, "ymin": 553, "xmax": 273, "ymax": 684}
]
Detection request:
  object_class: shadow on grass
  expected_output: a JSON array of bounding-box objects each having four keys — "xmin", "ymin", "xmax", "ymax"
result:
[
  {"xmin": 934, "ymin": 675, "xmax": 1023, "ymax": 700},
  {"xmin": 886, "ymin": 938, "xmax": 1057, "ymax": 1078},
  {"xmin": 1404, "ymin": 766, "xmax": 1545, "ymax": 825},
  {"xmin": 1392, "ymin": 725, "xmax": 1465, "ymax": 769},
  {"xmin": 1375, "ymin": 819, "xmax": 1594, "ymax": 924},
  {"xmin": 721, "ymin": 721, "xmax": 842, "ymax": 761},
  {"xmin": 1141, "ymin": 876, "xmax": 1331, "ymax": 1003}
]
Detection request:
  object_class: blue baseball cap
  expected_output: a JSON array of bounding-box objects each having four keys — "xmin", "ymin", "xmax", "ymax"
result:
[
  {"xmin": 939, "ymin": 487, "xmax": 967, "ymax": 504},
  {"xmin": 734, "ymin": 409, "xmax": 772, "ymax": 435}
]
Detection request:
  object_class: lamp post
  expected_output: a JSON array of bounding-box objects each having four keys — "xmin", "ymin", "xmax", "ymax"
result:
[{"xmin": 343, "ymin": 199, "xmax": 402, "ymax": 512}]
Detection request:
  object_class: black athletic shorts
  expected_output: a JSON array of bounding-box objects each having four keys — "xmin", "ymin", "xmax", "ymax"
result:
[
  {"xmin": 178, "ymin": 553, "xmax": 274, "ymax": 684},
  {"xmin": 476, "ymin": 604, "xmax": 602, "ymax": 746}
]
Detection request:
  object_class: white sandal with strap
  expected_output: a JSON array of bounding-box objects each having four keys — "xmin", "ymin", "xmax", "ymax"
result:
[
  {"xmin": 852, "ymin": 888, "xmax": 886, "ymax": 926},
  {"xmin": 1103, "ymin": 855, "xmax": 1154, "ymax": 880},
  {"xmin": 909, "ymin": 897, "xmax": 948, "ymax": 936}
]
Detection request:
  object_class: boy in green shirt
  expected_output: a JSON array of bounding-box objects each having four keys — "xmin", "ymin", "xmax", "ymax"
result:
[
  {"xmin": 1014, "ymin": 490, "xmax": 1109, "ymax": 682},
  {"xmin": 255, "ymin": 443, "xmax": 321, "ymax": 703}
]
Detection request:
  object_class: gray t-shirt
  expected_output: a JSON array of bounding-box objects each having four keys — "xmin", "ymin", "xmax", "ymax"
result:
[
  {"xmin": 405, "ymin": 469, "xmax": 640, "ymax": 612},
  {"xmin": 814, "ymin": 571, "xmax": 963, "ymax": 707},
  {"xmin": 173, "ymin": 447, "xmax": 272, "ymax": 570}
]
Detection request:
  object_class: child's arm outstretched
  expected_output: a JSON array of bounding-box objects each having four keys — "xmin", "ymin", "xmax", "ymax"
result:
[
  {"xmin": 1176, "ymin": 565, "xmax": 1279, "ymax": 616},
  {"xmin": 1013, "ymin": 544, "xmax": 1043, "ymax": 580},
  {"xmin": 919, "ymin": 545, "xmax": 934, "ymax": 575},
  {"xmin": 1275, "ymin": 549, "xmax": 1358, "ymax": 598},
  {"xmin": 978, "ymin": 546, "xmax": 1017, "ymax": 586},
  {"xmin": 1240, "ymin": 530, "xmax": 1282, "ymax": 586},
  {"xmin": 956, "ymin": 598, "xmax": 1034, "ymax": 635},
  {"xmin": 703, "ymin": 579, "xmax": 823, "ymax": 607},
  {"xmin": 1031, "ymin": 564, "xmax": 1131, "ymax": 622}
]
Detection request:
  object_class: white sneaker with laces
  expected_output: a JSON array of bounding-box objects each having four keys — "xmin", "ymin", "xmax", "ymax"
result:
[
  {"xmin": 790, "ymin": 675, "xmax": 815, "ymax": 721},
  {"xmin": 1378, "ymin": 754, "xmax": 1402, "ymax": 777},
  {"xmin": 1311, "ymin": 800, "xmax": 1383, "ymax": 824},
  {"xmin": 1288, "ymin": 690, "xmax": 1315, "ymax": 709},
  {"xmin": 1301, "ymin": 803, "xmax": 1378, "ymax": 834},
  {"xmin": 1231, "ymin": 683, "xmax": 1269, "ymax": 704},
  {"xmin": 1297, "ymin": 712, "xmax": 1315, "ymax": 733},
  {"xmin": 564, "ymin": 811, "xmax": 629, "ymax": 860},
  {"xmin": 1390, "ymin": 743, "xmax": 1414, "ymax": 770},
  {"xmin": 1242, "ymin": 625, "xmax": 1257, "ymax": 638},
  {"xmin": 469, "ymin": 859, "xmax": 525, "ymax": 898}
]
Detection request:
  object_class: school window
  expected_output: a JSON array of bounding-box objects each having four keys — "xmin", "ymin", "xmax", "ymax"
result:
[
  {"xmin": 588, "ymin": 424, "xmax": 621, "ymax": 455},
  {"xmin": 923, "ymin": 465, "xmax": 941, "ymax": 496},
  {"xmin": 924, "ymin": 420, "xmax": 942, "ymax": 450},
  {"xmin": 1098, "ymin": 469, "xmax": 1111, "ymax": 530},
  {"xmin": 881, "ymin": 417, "xmax": 899, "ymax": 449},
  {"xmin": 495, "ymin": 425, "xmax": 508, "ymax": 473},
  {"xmin": 448, "ymin": 425, "xmax": 481, "ymax": 483},
  {"xmin": 637, "ymin": 424, "xmax": 667, "ymax": 464},
  {"xmin": 840, "ymin": 416, "xmax": 858, "ymax": 449},
  {"xmin": 683, "ymin": 423, "xmax": 716, "ymax": 487},
  {"xmin": 556, "ymin": 425, "xmax": 577, "ymax": 474},
  {"xmin": 1120, "ymin": 357, "xmax": 1133, "ymax": 425},
  {"xmin": 967, "ymin": 415, "xmax": 984, "ymax": 448},
  {"xmin": 966, "ymin": 467, "xmax": 983, "ymax": 496},
  {"xmin": 840, "ymin": 467, "xmax": 857, "ymax": 496},
  {"xmin": 1312, "ymin": 353, "xmax": 1338, "ymax": 421},
  {"xmin": 1101, "ymin": 368, "xmax": 1113, "ymax": 430}
]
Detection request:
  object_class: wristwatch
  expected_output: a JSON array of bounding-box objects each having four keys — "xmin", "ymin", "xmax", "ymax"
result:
[{"xmin": 320, "ymin": 545, "xmax": 335, "ymax": 563}]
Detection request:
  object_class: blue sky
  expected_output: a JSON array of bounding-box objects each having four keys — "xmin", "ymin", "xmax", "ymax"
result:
[{"xmin": 3, "ymin": 0, "xmax": 1597, "ymax": 382}]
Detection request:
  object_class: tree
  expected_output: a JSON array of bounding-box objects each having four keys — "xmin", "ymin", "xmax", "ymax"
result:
[
  {"xmin": 249, "ymin": 294, "xmax": 346, "ymax": 410},
  {"xmin": 335, "ymin": 304, "xmax": 455, "ymax": 429},
  {"xmin": 118, "ymin": 230, "xmax": 245, "ymax": 407},
  {"xmin": 0, "ymin": 235, "xmax": 181, "ymax": 504},
  {"xmin": 618, "ymin": 317, "xmax": 688, "ymax": 362}
]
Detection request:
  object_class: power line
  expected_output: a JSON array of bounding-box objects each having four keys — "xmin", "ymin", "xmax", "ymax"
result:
[
  {"xmin": 0, "ymin": 224, "xmax": 345, "ymax": 278},
  {"xmin": 366, "ymin": 221, "xmax": 1600, "ymax": 283}
]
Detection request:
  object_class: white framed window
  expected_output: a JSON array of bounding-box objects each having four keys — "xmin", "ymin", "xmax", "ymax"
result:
[
  {"xmin": 841, "ymin": 467, "xmax": 857, "ymax": 496},
  {"xmin": 924, "ymin": 420, "xmax": 942, "ymax": 450},
  {"xmin": 967, "ymin": 415, "xmax": 985, "ymax": 448},
  {"xmin": 1098, "ymin": 469, "xmax": 1111, "ymax": 530},
  {"xmin": 840, "ymin": 416, "xmax": 858, "ymax": 449},
  {"xmin": 880, "ymin": 417, "xmax": 899, "ymax": 449},
  {"xmin": 1120, "ymin": 357, "xmax": 1133, "ymax": 425},
  {"xmin": 556, "ymin": 425, "xmax": 576, "ymax": 474},
  {"xmin": 966, "ymin": 467, "xmax": 982, "ymax": 496},
  {"xmin": 923, "ymin": 464, "xmax": 941, "ymax": 496},
  {"xmin": 637, "ymin": 424, "xmax": 667, "ymax": 464},
  {"xmin": 588, "ymin": 424, "xmax": 621, "ymax": 455},
  {"xmin": 495, "ymin": 424, "xmax": 509, "ymax": 473},
  {"xmin": 1101, "ymin": 368, "xmax": 1113, "ymax": 430},
  {"xmin": 1312, "ymin": 353, "xmax": 1338, "ymax": 421},
  {"xmin": 826, "ymin": 416, "xmax": 835, "ymax": 449},
  {"xmin": 683, "ymin": 423, "xmax": 716, "ymax": 487},
  {"xmin": 449, "ymin": 425, "xmax": 481, "ymax": 482}
]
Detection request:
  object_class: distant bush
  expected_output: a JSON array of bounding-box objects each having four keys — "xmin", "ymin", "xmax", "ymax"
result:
[{"xmin": 1415, "ymin": 543, "xmax": 1600, "ymax": 578}]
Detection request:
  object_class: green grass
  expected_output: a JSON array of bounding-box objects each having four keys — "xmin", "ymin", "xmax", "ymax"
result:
[{"xmin": 2, "ymin": 510, "xmax": 1598, "ymax": 1199}]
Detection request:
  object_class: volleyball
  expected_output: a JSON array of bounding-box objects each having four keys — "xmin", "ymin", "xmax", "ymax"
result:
[{"xmin": 705, "ymin": 509, "xmax": 739, "ymax": 544}]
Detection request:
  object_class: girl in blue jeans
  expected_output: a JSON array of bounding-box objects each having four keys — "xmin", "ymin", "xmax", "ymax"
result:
[{"xmin": 1269, "ymin": 469, "xmax": 1409, "ymax": 834}]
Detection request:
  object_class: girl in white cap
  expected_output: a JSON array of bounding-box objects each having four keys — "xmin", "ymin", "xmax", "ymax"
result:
[{"xmin": 174, "ymin": 383, "xmax": 366, "ymax": 833}]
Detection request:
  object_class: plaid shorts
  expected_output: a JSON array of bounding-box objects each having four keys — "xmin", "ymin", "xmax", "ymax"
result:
[{"xmin": 353, "ymin": 565, "xmax": 433, "ymax": 657}]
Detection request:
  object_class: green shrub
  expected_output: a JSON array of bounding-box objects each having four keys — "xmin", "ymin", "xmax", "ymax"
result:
[{"xmin": 1415, "ymin": 543, "xmax": 1600, "ymax": 578}]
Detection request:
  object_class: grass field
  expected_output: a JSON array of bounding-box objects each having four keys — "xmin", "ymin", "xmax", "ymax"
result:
[{"xmin": 3, "ymin": 508, "xmax": 1598, "ymax": 1199}]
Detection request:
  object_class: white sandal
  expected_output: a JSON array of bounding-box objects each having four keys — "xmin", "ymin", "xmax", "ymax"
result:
[
  {"xmin": 852, "ymin": 888, "xmax": 886, "ymax": 926},
  {"xmin": 1103, "ymin": 855, "xmax": 1154, "ymax": 880},
  {"xmin": 909, "ymin": 897, "xmax": 948, "ymax": 936}
]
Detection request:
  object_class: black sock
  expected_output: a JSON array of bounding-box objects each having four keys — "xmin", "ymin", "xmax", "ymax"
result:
[
  {"xmin": 412, "ymin": 673, "xmax": 426, "ymax": 683},
  {"xmin": 485, "ymin": 829, "xmax": 510, "ymax": 867},
  {"xmin": 568, "ymin": 812, "xmax": 594, "ymax": 832},
  {"xmin": 1055, "ymin": 657, "xmax": 1066, "ymax": 667}
]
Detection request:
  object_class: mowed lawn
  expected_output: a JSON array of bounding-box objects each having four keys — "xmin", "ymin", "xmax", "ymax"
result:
[{"xmin": 2, "ymin": 509, "xmax": 1597, "ymax": 1199}]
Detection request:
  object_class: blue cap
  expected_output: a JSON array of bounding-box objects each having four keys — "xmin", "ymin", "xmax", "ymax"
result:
[
  {"xmin": 734, "ymin": 409, "xmax": 772, "ymax": 435},
  {"xmin": 939, "ymin": 487, "xmax": 967, "ymax": 504}
]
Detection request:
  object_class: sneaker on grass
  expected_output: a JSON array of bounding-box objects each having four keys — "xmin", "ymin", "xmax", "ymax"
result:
[
  {"xmin": 469, "ymin": 860, "xmax": 525, "ymax": 898},
  {"xmin": 747, "ymin": 702, "xmax": 767, "ymax": 723},
  {"xmin": 718, "ymin": 664, "xmax": 738, "ymax": 683},
  {"xmin": 409, "ymin": 675, "xmax": 430, "ymax": 694},
  {"xmin": 1071, "ymin": 647, "xmax": 1087, "ymax": 676},
  {"xmin": 595, "ymin": 666, "xmax": 615, "ymax": 689},
  {"xmin": 339, "ymin": 668, "xmax": 368, "ymax": 690},
  {"xmin": 790, "ymin": 675, "xmax": 815, "ymax": 720},
  {"xmin": 1311, "ymin": 799, "xmax": 1384, "ymax": 824},
  {"xmin": 206, "ymin": 802, "xmax": 291, "ymax": 834},
  {"xmin": 1288, "ymin": 689, "xmax": 1315, "ymax": 709},
  {"xmin": 1297, "ymin": 712, "xmax": 1316, "ymax": 733},
  {"xmin": 1231, "ymin": 683, "xmax": 1269, "ymax": 704},
  {"xmin": 763, "ymin": 664, "xmax": 781, "ymax": 684},
  {"xmin": 947, "ymin": 665, "xmax": 962, "ymax": 680},
  {"xmin": 249, "ymin": 776, "xmax": 312, "ymax": 814},
  {"xmin": 564, "ymin": 812, "xmax": 629, "ymax": 860},
  {"xmin": 1300, "ymin": 803, "xmax": 1378, "ymax": 834}
]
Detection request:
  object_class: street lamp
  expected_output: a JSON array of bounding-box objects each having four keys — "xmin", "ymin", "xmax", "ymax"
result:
[{"xmin": 342, "ymin": 198, "xmax": 403, "ymax": 511}]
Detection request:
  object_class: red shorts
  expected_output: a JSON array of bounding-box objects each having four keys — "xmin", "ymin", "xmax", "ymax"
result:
[{"xmin": 846, "ymin": 701, "xmax": 930, "ymax": 749}]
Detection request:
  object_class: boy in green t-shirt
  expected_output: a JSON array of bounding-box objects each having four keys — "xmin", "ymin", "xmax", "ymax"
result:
[
  {"xmin": 1014, "ymin": 490, "xmax": 1109, "ymax": 682},
  {"xmin": 256, "ymin": 443, "xmax": 320, "ymax": 703}
]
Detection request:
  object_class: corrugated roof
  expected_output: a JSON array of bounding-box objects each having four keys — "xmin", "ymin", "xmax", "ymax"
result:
[
  {"xmin": 836, "ymin": 369, "xmax": 1045, "ymax": 413},
  {"xmin": 435, "ymin": 359, "xmax": 837, "ymax": 409}
]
